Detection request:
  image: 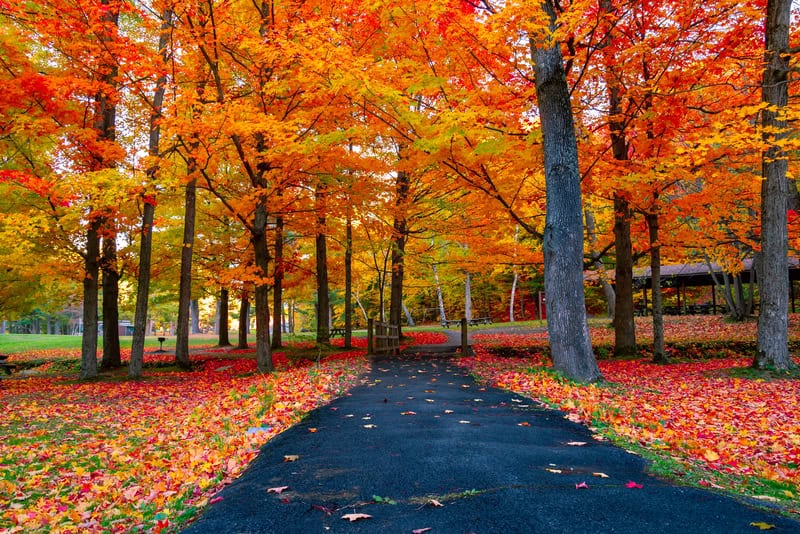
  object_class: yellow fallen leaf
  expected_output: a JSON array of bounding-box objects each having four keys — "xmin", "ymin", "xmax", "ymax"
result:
[
  {"xmin": 592, "ymin": 472, "xmax": 609, "ymax": 478},
  {"xmin": 546, "ymin": 468, "xmax": 562, "ymax": 474},
  {"xmin": 342, "ymin": 513, "xmax": 372, "ymax": 522},
  {"xmin": 750, "ymin": 522, "xmax": 776, "ymax": 530},
  {"xmin": 703, "ymin": 449, "xmax": 720, "ymax": 462}
]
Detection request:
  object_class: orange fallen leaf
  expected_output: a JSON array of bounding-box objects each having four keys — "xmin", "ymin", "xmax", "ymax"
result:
[
  {"xmin": 592, "ymin": 472, "xmax": 609, "ymax": 478},
  {"xmin": 517, "ymin": 422, "xmax": 530, "ymax": 427},
  {"xmin": 308, "ymin": 428, "xmax": 317, "ymax": 433},
  {"xmin": 429, "ymin": 499, "xmax": 444, "ymax": 507},
  {"xmin": 283, "ymin": 455, "xmax": 300, "ymax": 462}
]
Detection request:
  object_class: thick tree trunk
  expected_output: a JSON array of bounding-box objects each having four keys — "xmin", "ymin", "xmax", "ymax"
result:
[
  {"xmin": 237, "ymin": 291, "xmax": 249, "ymax": 349},
  {"xmin": 271, "ymin": 213, "xmax": 284, "ymax": 349},
  {"xmin": 613, "ymin": 195, "xmax": 636, "ymax": 354},
  {"xmin": 344, "ymin": 216, "xmax": 353, "ymax": 348},
  {"xmin": 218, "ymin": 287, "xmax": 230, "ymax": 346},
  {"xmin": 252, "ymin": 201, "xmax": 273, "ymax": 373},
  {"xmin": 390, "ymin": 170, "xmax": 409, "ymax": 338},
  {"xmin": 646, "ymin": 212, "xmax": 667, "ymax": 363},
  {"xmin": 80, "ymin": 219, "xmax": 101, "ymax": 380},
  {"xmin": 529, "ymin": 1, "xmax": 600, "ymax": 382},
  {"xmin": 755, "ymin": 0, "xmax": 792, "ymax": 369},
  {"xmin": 100, "ymin": 224, "xmax": 121, "ymax": 369}
]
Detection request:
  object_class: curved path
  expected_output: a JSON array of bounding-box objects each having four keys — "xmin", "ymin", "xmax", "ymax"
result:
[{"xmin": 183, "ymin": 338, "xmax": 799, "ymax": 533}]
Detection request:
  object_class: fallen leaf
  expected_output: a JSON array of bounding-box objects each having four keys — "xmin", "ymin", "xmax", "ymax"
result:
[
  {"xmin": 283, "ymin": 455, "xmax": 300, "ymax": 462},
  {"xmin": 459, "ymin": 420, "xmax": 471, "ymax": 424},
  {"xmin": 401, "ymin": 411, "xmax": 417, "ymax": 416},
  {"xmin": 429, "ymin": 499, "xmax": 444, "ymax": 507},
  {"xmin": 750, "ymin": 522, "xmax": 776, "ymax": 530},
  {"xmin": 592, "ymin": 472, "xmax": 609, "ymax": 478},
  {"xmin": 575, "ymin": 482, "xmax": 589, "ymax": 489},
  {"xmin": 546, "ymin": 468, "xmax": 562, "ymax": 474},
  {"xmin": 625, "ymin": 481, "xmax": 643, "ymax": 489},
  {"xmin": 209, "ymin": 496, "xmax": 223, "ymax": 504},
  {"xmin": 412, "ymin": 528, "xmax": 433, "ymax": 534},
  {"xmin": 308, "ymin": 428, "xmax": 318, "ymax": 433},
  {"xmin": 363, "ymin": 424, "xmax": 377, "ymax": 429},
  {"xmin": 444, "ymin": 410, "xmax": 454, "ymax": 414},
  {"xmin": 517, "ymin": 422, "xmax": 531, "ymax": 427},
  {"xmin": 267, "ymin": 486, "xmax": 289, "ymax": 494},
  {"xmin": 566, "ymin": 441, "xmax": 587, "ymax": 446},
  {"xmin": 312, "ymin": 504, "xmax": 334, "ymax": 515},
  {"xmin": 425, "ymin": 399, "xmax": 435, "ymax": 403},
  {"xmin": 703, "ymin": 449, "xmax": 720, "ymax": 462},
  {"xmin": 341, "ymin": 513, "xmax": 372, "ymax": 522}
]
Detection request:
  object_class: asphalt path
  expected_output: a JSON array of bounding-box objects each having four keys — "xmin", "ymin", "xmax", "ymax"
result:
[{"xmin": 182, "ymin": 342, "xmax": 800, "ymax": 533}]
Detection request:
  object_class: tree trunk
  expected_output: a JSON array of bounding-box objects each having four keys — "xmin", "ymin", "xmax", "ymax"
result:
[
  {"xmin": 218, "ymin": 287, "xmax": 230, "ymax": 346},
  {"xmin": 344, "ymin": 215, "xmax": 353, "ymax": 348},
  {"xmin": 402, "ymin": 302, "xmax": 415, "ymax": 327},
  {"xmin": 433, "ymin": 264, "xmax": 446, "ymax": 324},
  {"xmin": 130, "ymin": 10, "xmax": 171, "ymax": 378},
  {"xmin": 390, "ymin": 170, "xmax": 409, "ymax": 338},
  {"xmin": 252, "ymin": 201, "xmax": 273, "ymax": 373},
  {"xmin": 529, "ymin": 0, "xmax": 600, "ymax": 382},
  {"xmin": 80, "ymin": 219, "xmax": 101, "ymax": 380},
  {"xmin": 190, "ymin": 299, "xmax": 200, "ymax": 334},
  {"xmin": 271, "ymin": 213, "xmax": 284, "ymax": 349},
  {"xmin": 510, "ymin": 270, "xmax": 518, "ymax": 322},
  {"xmin": 464, "ymin": 271, "xmax": 473, "ymax": 321},
  {"xmin": 585, "ymin": 206, "xmax": 616, "ymax": 318},
  {"xmin": 646, "ymin": 212, "xmax": 667, "ymax": 363},
  {"xmin": 755, "ymin": 0, "xmax": 792, "ymax": 369},
  {"xmin": 237, "ymin": 291, "xmax": 249, "ymax": 349},
  {"xmin": 174, "ymin": 175, "xmax": 197, "ymax": 370},
  {"xmin": 100, "ymin": 223, "xmax": 121, "ymax": 369},
  {"xmin": 315, "ymin": 184, "xmax": 330, "ymax": 344}
]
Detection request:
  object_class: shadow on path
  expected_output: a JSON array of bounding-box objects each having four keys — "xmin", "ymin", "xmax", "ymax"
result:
[{"xmin": 182, "ymin": 343, "xmax": 799, "ymax": 533}]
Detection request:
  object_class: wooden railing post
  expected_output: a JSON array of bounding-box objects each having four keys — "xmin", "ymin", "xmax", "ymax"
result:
[
  {"xmin": 367, "ymin": 318, "xmax": 374, "ymax": 355},
  {"xmin": 460, "ymin": 317, "xmax": 468, "ymax": 356}
]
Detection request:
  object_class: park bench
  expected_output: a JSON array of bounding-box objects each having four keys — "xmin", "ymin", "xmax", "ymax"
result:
[
  {"xmin": 330, "ymin": 327, "xmax": 346, "ymax": 338},
  {"xmin": 468, "ymin": 317, "xmax": 492, "ymax": 326},
  {"xmin": 0, "ymin": 355, "xmax": 17, "ymax": 375},
  {"xmin": 441, "ymin": 319, "xmax": 461, "ymax": 328}
]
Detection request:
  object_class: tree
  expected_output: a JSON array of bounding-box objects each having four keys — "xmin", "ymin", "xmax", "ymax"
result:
[
  {"xmin": 755, "ymin": 0, "xmax": 794, "ymax": 370},
  {"xmin": 529, "ymin": 0, "xmax": 601, "ymax": 382}
]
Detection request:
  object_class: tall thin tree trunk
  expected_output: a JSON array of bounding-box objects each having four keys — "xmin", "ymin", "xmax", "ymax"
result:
[
  {"xmin": 218, "ymin": 287, "xmax": 230, "ymax": 346},
  {"xmin": 80, "ymin": 219, "xmax": 101, "ymax": 380},
  {"xmin": 237, "ymin": 291, "xmax": 249, "ymax": 349},
  {"xmin": 390, "ymin": 170, "xmax": 409, "ymax": 338},
  {"xmin": 190, "ymin": 299, "xmax": 200, "ymax": 334},
  {"xmin": 510, "ymin": 270, "xmax": 518, "ymax": 322},
  {"xmin": 529, "ymin": 0, "xmax": 600, "ymax": 382},
  {"xmin": 433, "ymin": 264, "xmax": 446, "ymax": 323},
  {"xmin": 464, "ymin": 271, "xmax": 473, "ymax": 321},
  {"xmin": 344, "ymin": 215, "xmax": 353, "ymax": 348},
  {"xmin": 174, "ymin": 175, "xmax": 197, "ymax": 370},
  {"xmin": 271, "ymin": 212, "xmax": 284, "ymax": 349},
  {"xmin": 646, "ymin": 212, "xmax": 666, "ymax": 363},
  {"xmin": 101, "ymin": 223, "xmax": 121, "ymax": 369},
  {"xmin": 755, "ymin": 0, "xmax": 792, "ymax": 369},
  {"xmin": 315, "ymin": 184, "xmax": 330, "ymax": 344},
  {"xmin": 252, "ymin": 201, "xmax": 273, "ymax": 373},
  {"xmin": 585, "ymin": 206, "xmax": 616, "ymax": 317}
]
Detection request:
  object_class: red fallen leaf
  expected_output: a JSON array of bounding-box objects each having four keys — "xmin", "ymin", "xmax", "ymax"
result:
[
  {"xmin": 517, "ymin": 422, "xmax": 531, "ymax": 427},
  {"xmin": 401, "ymin": 411, "xmax": 417, "ymax": 416},
  {"xmin": 308, "ymin": 428, "xmax": 318, "ymax": 433},
  {"xmin": 280, "ymin": 498, "xmax": 290, "ymax": 504},
  {"xmin": 625, "ymin": 481, "xmax": 643, "ymax": 489},
  {"xmin": 209, "ymin": 496, "xmax": 223, "ymax": 504},
  {"xmin": 575, "ymin": 482, "xmax": 589, "ymax": 489},
  {"xmin": 341, "ymin": 513, "xmax": 372, "ymax": 522},
  {"xmin": 312, "ymin": 504, "xmax": 334, "ymax": 515},
  {"xmin": 267, "ymin": 486, "xmax": 289, "ymax": 494},
  {"xmin": 413, "ymin": 529, "xmax": 433, "ymax": 534}
]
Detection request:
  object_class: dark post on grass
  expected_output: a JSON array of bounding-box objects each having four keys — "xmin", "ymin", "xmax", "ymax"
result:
[
  {"xmin": 157, "ymin": 336, "xmax": 166, "ymax": 352},
  {"xmin": 461, "ymin": 318, "xmax": 468, "ymax": 356}
]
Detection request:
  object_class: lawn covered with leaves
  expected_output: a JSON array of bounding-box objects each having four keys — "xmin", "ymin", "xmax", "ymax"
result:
[{"xmin": 467, "ymin": 315, "xmax": 800, "ymax": 516}]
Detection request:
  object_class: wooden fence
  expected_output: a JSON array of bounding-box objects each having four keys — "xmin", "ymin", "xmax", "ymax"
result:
[{"xmin": 367, "ymin": 319, "xmax": 400, "ymax": 356}]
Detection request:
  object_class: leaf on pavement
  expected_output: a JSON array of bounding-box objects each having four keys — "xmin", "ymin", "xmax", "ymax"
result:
[
  {"xmin": 283, "ymin": 455, "xmax": 300, "ymax": 462},
  {"xmin": 750, "ymin": 522, "xmax": 776, "ymax": 530},
  {"xmin": 444, "ymin": 410, "xmax": 454, "ymax": 414},
  {"xmin": 401, "ymin": 411, "xmax": 417, "ymax": 416},
  {"xmin": 429, "ymin": 499, "xmax": 444, "ymax": 507},
  {"xmin": 592, "ymin": 472, "xmax": 609, "ymax": 478},
  {"xmin": 267, "ymin": 486, "xmax": 289, "ymax": 494},
  {"xmin": 566, "ymin": 441, "xmax": 587, "ymax": 446},
  {"xmin": 341, "ymin": 513, "xmax": 372, "ymax": 522},
  {"xmin": 412, "ymin": 528, "xmax": 433, "ymax": 534},
  {"xmin": 517, "ymin": 422, "xmax": 530, "ymax": 427},
  {"xmin": 625, "ymin": 481, "xmax": 643, "ymax": 489},
  {"xmin": 546, "ymin": 468, "xmax": 562, "ymax": 474},
  {"xmin": 575, "ymin": 482, "xmax": 589, "ymax": 489},
  {"xmin": 363, "ymin": 424, "xmax": 377, "ymax": 429}
]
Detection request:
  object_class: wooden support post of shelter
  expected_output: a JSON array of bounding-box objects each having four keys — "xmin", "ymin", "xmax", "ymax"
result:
[{"xmin": 367, "ymin": 318, "xmax": 400, "ymax": 356}]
